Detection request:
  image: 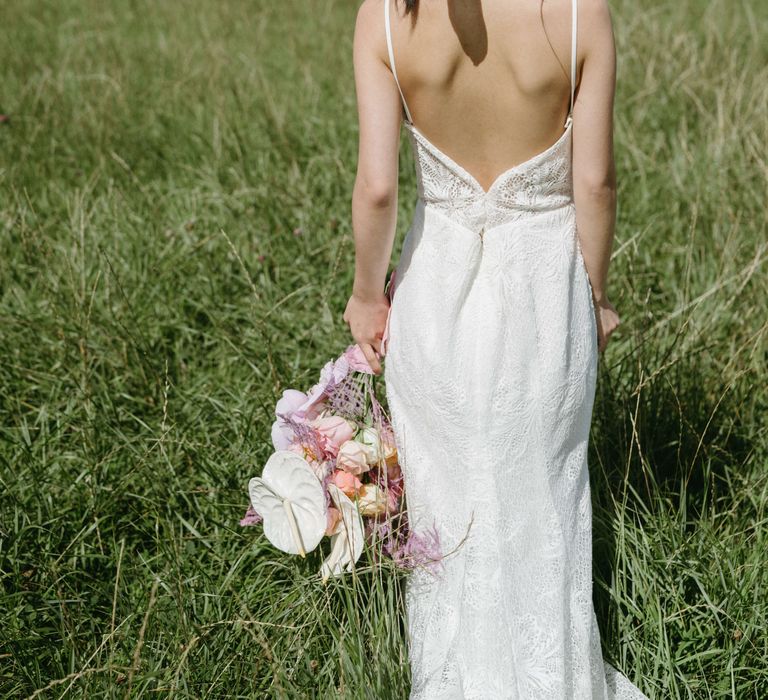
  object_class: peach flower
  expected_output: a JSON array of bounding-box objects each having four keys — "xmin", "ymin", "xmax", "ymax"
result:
[
  {"xmin": 382, "ymin": 434, "xmax": 399, "ymax": 469},
  {"xmin": 386, "ymin": 460, "xmax": 402, "ymax": 482},
  {"xmin": 332, "ymin": 469, "xmax": 363, "ymax": 498},
  {"xmin": 356, "ymin": 483, "xmax": 388, "ymax": 516}
]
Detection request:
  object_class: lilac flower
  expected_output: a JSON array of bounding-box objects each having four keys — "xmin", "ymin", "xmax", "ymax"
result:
[
  {"xmin": 293, "ymin": 355, "xmax": 351, "ymax": 421},
  {"xmin": 271, "ymin": 389, "xmax": 314, "ymax": 450},
  {"xmin": 392, "ymin": 524, "xmax": 444, "ymax": 572},
  {"xmin": 368, "ymin": 512, "xmax": 443, "ymax": 573},
  {"xmin": 239, "ymin": 504, "xmax": 263, "ymax": 527}
]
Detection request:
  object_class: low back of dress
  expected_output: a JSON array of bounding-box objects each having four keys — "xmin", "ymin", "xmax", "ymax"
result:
[
  {"xmin": 384, "ymin": 0, "xmax": 577, "ymax": 238},
  {"xmin": 381, "ymin": 0, "xmax": 649, "ymax": 698},
  {"xmin": 385, "ymin": 0, "xmax": 578, "ymax": 186}
]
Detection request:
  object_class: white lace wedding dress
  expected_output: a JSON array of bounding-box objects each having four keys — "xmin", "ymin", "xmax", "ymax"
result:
[{"xmin": 381, "ymin": 0, "xmax": 649, "ymax": 698}]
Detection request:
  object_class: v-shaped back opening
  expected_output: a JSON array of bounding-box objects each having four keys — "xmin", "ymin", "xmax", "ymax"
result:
[
  {"xmin": 404, "ymin": 118, "xmax": 573, "ymax": 196},
  {"xmin": 384, "ymin": 0, "xmax": 579, "ymax": 194}
]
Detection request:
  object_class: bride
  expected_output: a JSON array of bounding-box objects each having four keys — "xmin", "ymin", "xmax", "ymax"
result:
[{"xmin": 343, "ymin": 1, "xmax": 647, "ymax": 697}]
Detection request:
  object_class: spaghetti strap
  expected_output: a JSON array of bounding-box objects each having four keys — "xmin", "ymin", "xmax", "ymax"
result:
[
  {"xmin": 566, "ymin": 0, "xmax": 578, "ymax": 127},
  {"xmin": 384, "ymin": 0, "xmax": 414, "ymax": 124}
]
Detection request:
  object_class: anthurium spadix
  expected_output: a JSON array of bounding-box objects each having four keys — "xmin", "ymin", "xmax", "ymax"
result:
[
  {"xmin": 321, "ymin": 484, "xmax": 364, "ymax": 581},
  {"xmin": 248, "ymin": 451, "xmax": 327, "ymax": 557}
]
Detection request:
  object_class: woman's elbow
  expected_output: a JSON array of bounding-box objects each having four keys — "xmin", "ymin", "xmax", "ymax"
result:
[
  {"xmin": 574, "ymin": 169, "xmax": 616, "ymax": 203},
  {"xmin": 354, "ymin": 175, "xmax": 397, "ymax": 209}
]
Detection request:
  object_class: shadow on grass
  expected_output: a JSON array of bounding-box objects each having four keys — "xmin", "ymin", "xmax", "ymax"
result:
[{"xmin": 589, "ymin": 334, "xmax": 758, "ymax": 695}]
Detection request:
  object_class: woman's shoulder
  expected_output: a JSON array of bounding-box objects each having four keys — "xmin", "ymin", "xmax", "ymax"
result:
[
  {"xmin": 578, "ymin": 0, "xmax": 615, "ymax": 47},
  {"xmin": 354, "ymin": 0, "xmax": 388, "ymax": 59},
  {"xmin": 355, "ymin": 0, "xmax": 387, "ymax": 34},
  {"xmin": 577, "ymin": 0, "xmax": 616, "ymax": 71}
]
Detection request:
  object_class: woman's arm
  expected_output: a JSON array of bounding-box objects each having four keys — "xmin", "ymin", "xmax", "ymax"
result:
[
  {"xmin": 571, "ymin": 0, "xmax": 620, "ymax": 353},
  {"xmin": 341, "ymin": 0, "xmax": 404, "ymax": 375}
]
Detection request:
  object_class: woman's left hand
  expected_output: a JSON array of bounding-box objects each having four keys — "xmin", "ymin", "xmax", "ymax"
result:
[
  {"xmin": 592, "ymin": 295, "xmax": 620, "ymax": 353},
  {"xmin": 342, "ymin": 292, "xmax": 390, "ymax": 375}
]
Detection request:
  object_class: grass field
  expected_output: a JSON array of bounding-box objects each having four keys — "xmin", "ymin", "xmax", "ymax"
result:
[{"xmin": 1, "ymin": 0, "xmax": 767, "ymax": 697}]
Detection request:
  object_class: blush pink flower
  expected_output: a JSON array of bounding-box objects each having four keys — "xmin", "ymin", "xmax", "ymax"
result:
[
  {"xmin": 343, "ymin": 343, "xmax": 376, "ymax": 374},
  {"xmin": 336, "ymin": 439, "xmax": 371, "ymax": 476},
  {"xmin": 309, "ymin": 415, "xmax": 356, "ymax": 457}
]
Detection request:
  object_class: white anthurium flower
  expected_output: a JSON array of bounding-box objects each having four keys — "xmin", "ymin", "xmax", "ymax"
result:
[
  {"xmin": 355, "ymin": 426, "xmax": 384, "ymax": 465},
  {"xmin": 320, "ymin": 484, "xmax": 365, "ymax": 581},
  {"xmin": 248, "ymin": 450, "xmax": 327, "ymax": 557}
]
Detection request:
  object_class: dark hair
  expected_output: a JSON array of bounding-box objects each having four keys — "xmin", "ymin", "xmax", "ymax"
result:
[{"xmin": 403, "ymin": 0, "xmax": 418, "ymax": 15}]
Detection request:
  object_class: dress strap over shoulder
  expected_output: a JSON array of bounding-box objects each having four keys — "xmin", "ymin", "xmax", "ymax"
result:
[
  {"xmin": 566, "ymin": 0, "xmax": 578, "ymax": 127},
  {"xmin": 384, "ymin": 0, "xmax": 414, "ymax": 124}
]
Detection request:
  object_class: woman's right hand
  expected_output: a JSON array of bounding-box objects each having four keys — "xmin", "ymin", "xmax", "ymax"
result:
[
  {"xmin": 342, "ymin": 292, "xmax": 391, "ymax": 375},
  {"xmin": 593, "ymin": 296, "xmax": 620, "ymax": 353}
]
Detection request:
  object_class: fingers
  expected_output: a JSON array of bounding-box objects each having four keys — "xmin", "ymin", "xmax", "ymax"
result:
[
  {"xmin": 596, "ymin": 316, "xmax": 620, "ymax": 353},
  {"xmin": 359, "ymin": 342, "xmax": 383, "ymax": 375},
  {"xmin": 605, "ymin": 313, "xmax": 620, "ymax": 351},
  {"xmin": 342, "ymin": 294, "xmax": 388, "ymax": 372}
]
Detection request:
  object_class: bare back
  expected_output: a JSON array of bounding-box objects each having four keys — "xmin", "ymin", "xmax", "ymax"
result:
[{"xmin": 384, "ymin": 0, "xmax": 579, "ymax": 192}]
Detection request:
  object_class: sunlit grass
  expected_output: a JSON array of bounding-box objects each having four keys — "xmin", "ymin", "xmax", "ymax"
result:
[{"xmin": 0, "ymin": 0, "xmax": 766, "ymax": 697}]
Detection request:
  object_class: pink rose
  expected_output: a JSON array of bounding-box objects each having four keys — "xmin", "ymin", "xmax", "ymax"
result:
[
  {"xmin": 310, "ymin": 415, "xmax": 355, "ymax": 457},
  {"xmin": 336, "ymin": 439, "xmax": 371, "ymax": 476},
  {"xmin": 332, "ymin": 469, "xmax": 362, "ymax": 498}
]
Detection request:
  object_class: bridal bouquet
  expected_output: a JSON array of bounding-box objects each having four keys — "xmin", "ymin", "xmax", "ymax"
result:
[{"xmin": 240, "ymin": 343, "xmax": 442, "ymax": 580}]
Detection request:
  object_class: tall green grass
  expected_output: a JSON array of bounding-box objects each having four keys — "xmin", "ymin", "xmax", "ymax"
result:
[{"xmin": 1, "ymin": 0, "xmax": 766, "ymax": 697}]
